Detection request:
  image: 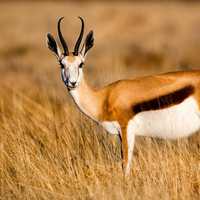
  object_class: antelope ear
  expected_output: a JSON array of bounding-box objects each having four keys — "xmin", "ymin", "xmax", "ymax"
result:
[
  {"xmin": 46, "ymin": 33, "xmax": 61, "ymax": 57},
  {"xmin": 81, "ymin": 30, "xmax": 94, "ymax": 56}
]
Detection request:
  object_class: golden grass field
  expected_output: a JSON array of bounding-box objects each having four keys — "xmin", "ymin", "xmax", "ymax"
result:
[{"xmin": 1, "ymin": 1, "xmax": 200, "ymax": 199}]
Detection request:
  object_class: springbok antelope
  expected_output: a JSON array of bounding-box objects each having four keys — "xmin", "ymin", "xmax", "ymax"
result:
[{"xmin": 46, "ymin": 17, "xmax": 200, "ymax": 175}]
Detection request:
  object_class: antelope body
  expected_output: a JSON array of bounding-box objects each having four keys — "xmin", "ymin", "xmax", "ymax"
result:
[{"xmin": 47, "ymin": 17, "xmax": 200, "ymax": 175}]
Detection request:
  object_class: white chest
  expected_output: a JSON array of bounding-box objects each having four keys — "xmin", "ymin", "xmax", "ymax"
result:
[
  {"xmin": 101, "ymin": 121, "xmax": 121, "ymax": 135},
  {"xmin": 128, "ymin": 97, "xmax": 200, "ymax": 139}
]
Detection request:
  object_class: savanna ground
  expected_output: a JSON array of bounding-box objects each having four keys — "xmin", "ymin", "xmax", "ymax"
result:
[{"xmin": 1, "ymin": 1, "xmax": 200, "ymax": 199}]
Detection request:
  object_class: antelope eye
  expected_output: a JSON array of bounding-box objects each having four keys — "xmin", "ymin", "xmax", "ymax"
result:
[{"xmin": 79, "ymin": 63, "xmax": 84, "ymax": 68}]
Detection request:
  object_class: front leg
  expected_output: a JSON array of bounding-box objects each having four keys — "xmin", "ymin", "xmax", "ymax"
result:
[{"xmin": 121, "ymin": 124, "xmax": 135, "ymax": 176}]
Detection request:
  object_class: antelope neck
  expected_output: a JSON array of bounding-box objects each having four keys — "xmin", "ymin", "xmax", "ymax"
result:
[{"xmin": 69, "ymin": 76, "xmax": 102, "ymax": 121}]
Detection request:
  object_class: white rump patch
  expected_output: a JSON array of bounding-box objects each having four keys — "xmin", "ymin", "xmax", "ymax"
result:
[{"xmin": 128, "ymin": 97, "xmax": 200, "ymax": 139}]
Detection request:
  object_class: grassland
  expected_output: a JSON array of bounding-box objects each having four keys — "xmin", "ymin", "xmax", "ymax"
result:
[{"xmin": 1, "ymin": 1, "xmax": 200, "ymax": 199}]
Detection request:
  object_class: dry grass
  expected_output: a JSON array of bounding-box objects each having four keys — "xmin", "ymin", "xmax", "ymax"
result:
[{"xmin": 1, "ymin": 1, "xmax": 200, "ymax": 199}]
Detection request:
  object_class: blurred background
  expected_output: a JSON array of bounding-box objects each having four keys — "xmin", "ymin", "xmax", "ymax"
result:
[
  {"xmin": 1, "ymin": 1, "xmax": 200, "ymax": 199},
  {"xmin": 1, "ymin": 0, "xmax": 200, "ymax": 90}
]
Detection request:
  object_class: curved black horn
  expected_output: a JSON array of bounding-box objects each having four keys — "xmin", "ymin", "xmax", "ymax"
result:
[
  {"xmin": 57, "ymin": 17, "xmax": 69, "ymax": 56},
  {"xmin": 74, "ymin": 16, "xmax": 84, "ymax": 56}
]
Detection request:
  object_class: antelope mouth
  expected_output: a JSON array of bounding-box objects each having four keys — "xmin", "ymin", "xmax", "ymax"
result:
[{"xmin": 68, "ymin": 85, "xmax": 76, "ymax": 90}]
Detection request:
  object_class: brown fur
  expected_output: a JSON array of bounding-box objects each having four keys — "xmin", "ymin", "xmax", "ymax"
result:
[
  {"xmin": 66, "ymin": 54, "xmax": 76, "ymax": 62},
  {"xmin": 74, "ymin": 70, "xmax": 200, "ymax": 172},
  {"xmin": 102, "ymin": 71, "xmax": 200, "ymax": 120}
]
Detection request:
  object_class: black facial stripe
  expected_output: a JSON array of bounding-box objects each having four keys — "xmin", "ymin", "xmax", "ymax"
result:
[
  {"xmin": 61, "ymin": 69, "xmax": 68, "ymax": 84},
  {"xmin": 79, "ymin": 63, "xmax": 84, "ymax": 68},
  {"xmin": 133, "ymin": 85, "xmax": 195, "ymax": 114},
  {"xmin": 59, "ymin": 61, "xmax": 65, "ymax": 69},
  {"xmin": 77, "ymin": 68, "xmax": 79, "ymax": 79}
]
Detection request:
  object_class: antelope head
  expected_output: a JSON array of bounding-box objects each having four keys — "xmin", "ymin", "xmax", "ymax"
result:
[{"xmin": 46, "ymin": 17, "xmax": 94, "ymax": 90}]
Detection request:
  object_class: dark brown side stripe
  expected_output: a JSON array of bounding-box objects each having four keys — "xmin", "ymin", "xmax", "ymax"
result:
[{"xmin": 133, "ymin": 85, "xmax": 195, "ymax": 114}]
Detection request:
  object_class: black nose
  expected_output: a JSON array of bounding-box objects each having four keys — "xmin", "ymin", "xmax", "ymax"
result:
[{"xmin": 70, "ymin": 82, "xmax": 76, "ymax": 87}]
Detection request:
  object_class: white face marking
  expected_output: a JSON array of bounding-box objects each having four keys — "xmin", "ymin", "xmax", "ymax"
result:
[
  {"xmin": 101, "ymin": 121, "xmax": 121, "ymax": 135},
  {"xmin": 61, "ymin": 55, "xmax": 84, "ymax": 89},
  {"xmin": 128, "ymin": 97, "xmax": 200, "ymax": 139}
]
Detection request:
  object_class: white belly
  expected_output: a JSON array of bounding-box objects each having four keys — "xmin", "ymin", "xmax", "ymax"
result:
[{"xmin": 128, "ymin": 97, "xmax": 200, "ymax": 139}]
